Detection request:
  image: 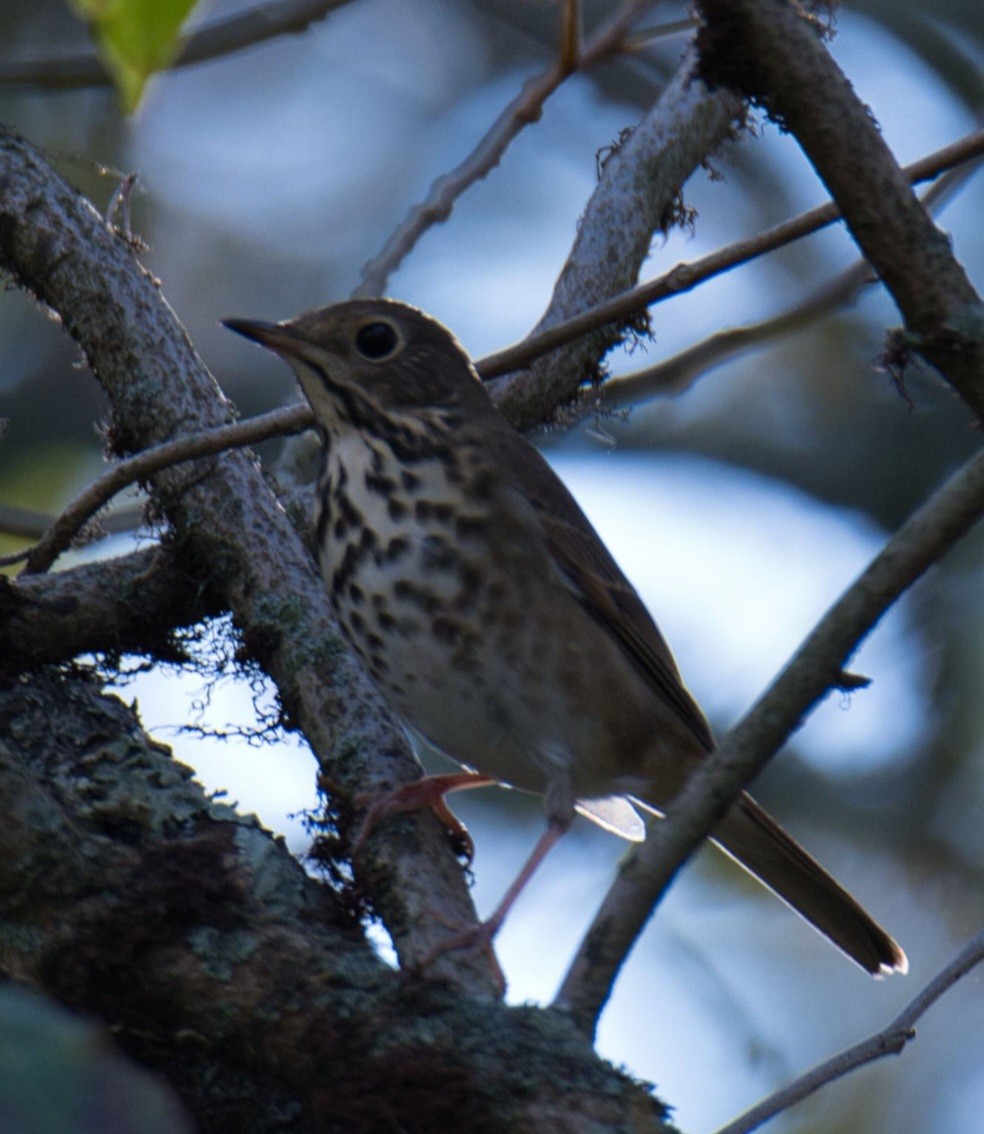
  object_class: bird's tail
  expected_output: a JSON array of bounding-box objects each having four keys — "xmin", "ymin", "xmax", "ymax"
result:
[{"xmin": 712, "ymin": 792, "xmax": 907, "ymax": 975}]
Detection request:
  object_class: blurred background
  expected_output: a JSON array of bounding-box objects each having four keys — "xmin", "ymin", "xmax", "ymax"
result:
[{"xmin": 1, "ymin": 1, "xmax": 983, "ymax": 1130}]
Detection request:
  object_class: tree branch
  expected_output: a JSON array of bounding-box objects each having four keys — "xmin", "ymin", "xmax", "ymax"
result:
[
  {"xmin": 0, "ymin": 672, "xmax": 672, "ymax": 1133},
  {"xmin": 557, "ymin": 440, "xmax": 984, "ymax": 1035},
  {"xmin": 353, "ymin": 0, "xmax": 659, "ymax": 298},
  {"xmin": 0, "ymin": 125, "xmax": 494, "ymax": 995},
  {"xmin": 696, "ymin": 0, "xmax": 984, "ymax": 420},
  {"xmin": 477, "ymin": 128, "xmax": 984, "ymax": 386},
  {"xmin": 15, "ymin": 403, "xmax": 312, "ymax": 575},
  {"xmin": 716, "ymin": 929, "xmax": 984, "ymax": 1134},
  {"xmin": 491, "ymin": 45, "xmax": 744, "ymax": 428},
  {"xmin": 0, "ymin": 546, "xmax": 215, "ymax": 672},
  {"xmin": 600, "ymin": 156, "xmax": 981, "ymax": 406}
]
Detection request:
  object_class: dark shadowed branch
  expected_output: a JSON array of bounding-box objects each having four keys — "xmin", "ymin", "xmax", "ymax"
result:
[
  {"xmin": 696, "ymin": 0, "xmax": 984, "ymax": 420},
  {"xmin": 0, "ymin": 672, "xmax": 671, "ymax": 1133}
]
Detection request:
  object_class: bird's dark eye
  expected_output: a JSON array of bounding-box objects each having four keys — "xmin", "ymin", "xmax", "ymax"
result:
[{"xmin": 355, "ymin": 321, "xmax": 400, "ymax": 360}]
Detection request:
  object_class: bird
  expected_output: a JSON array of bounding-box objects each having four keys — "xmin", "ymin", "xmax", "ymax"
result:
[{"xmin": 224, "ymin": 298, "xmax": 907, "ymax": 979}]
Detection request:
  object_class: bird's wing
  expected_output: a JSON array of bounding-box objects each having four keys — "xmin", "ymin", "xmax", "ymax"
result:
[{"xmin": 495, "ymin": 428, "xmax": 715, "ymax": 753}]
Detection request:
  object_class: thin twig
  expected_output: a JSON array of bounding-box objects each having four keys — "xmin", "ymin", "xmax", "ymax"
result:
[
  {"xmin": 18, "ymin": 403, "xmax": 312, "ymax": 576},
  {"xmin": 601, "ymin": 258, "xmax": 874, "ymax": 403},
  {"xmin": 476, "ymin": 127, "xmax": 984, "ymax": 383},
  {"xmin": 715, "ymin": 929, "xmax": 984, "ymax": 1134},
  {"xmin": 559, "ymin": 0, "xmax": 581, "ymax": 72},
  {"xmin": 352, "ymin": 0, "xmax": 657, "ymax": 299},
  {"xmin": 555, "ymin": 440, "xmax": 984, "ymax": 1035},
  {"xmin": 601, "ymin": 155, "xmax": 980, "ymax": 406},
  {"xmin": 0, "ymin": 0, "xmax": 356, "ymax": 91}
]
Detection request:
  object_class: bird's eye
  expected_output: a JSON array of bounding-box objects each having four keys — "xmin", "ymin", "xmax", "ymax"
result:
[{"xmin": 355, "ymin": 321, "xmax": 400, "ymax": 360}]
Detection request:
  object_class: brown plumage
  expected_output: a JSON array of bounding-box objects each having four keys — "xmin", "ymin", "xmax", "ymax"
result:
[{"xmin": 225, "ymin": 298, "xmax": 906, "ymax": 977}]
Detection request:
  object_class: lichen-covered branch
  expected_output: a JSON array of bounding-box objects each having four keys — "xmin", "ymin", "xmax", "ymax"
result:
[
  {"xmin": 0, "ymin": 124, "xmax": 490, "ymax": 994},
  {"xmin": 0, "ymin": 673, "xmax": 670, "ymax": 1133},
  {"xmin": 494, "ymin": 46, "xmax": 743, "ymax": 428}
]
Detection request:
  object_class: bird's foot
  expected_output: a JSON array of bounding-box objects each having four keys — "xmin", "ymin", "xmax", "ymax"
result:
[{"xmin": 351, "ymin": 772, "xmax": 495, "ymax": 862}]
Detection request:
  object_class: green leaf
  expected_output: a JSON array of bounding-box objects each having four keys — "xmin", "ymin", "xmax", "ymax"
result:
[{"xmin": 68, "ymin": 0, "xmax": 202, "ymax": 113}]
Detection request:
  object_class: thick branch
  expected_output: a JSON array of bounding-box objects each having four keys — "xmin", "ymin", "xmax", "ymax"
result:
[
  {"xmin": 0, "ymin": 546, "xmax": 214, "ymax": 672},
  {"xmin": 557, "ymin": 440, "xmax": 984, "ymax": 1034},
  {"xmin": 696, "ymin": 0, "xmax": 984, "ymax": 420},
  {"xmin": 492, "ymin": 46, "xmax": 743, "ymax": 428},
  {"xmin": 0, "ymin": 125, "xmax": 492, "ymax": 994},
  {"xmin": 0, "ymin": 673, "xmax": 670, "ymax": 1133}
]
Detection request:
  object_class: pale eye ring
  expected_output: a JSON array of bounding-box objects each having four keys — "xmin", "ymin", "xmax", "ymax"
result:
[{"xmin": 355, "ymin": 320, "xmax": 401, "ymax": 360}]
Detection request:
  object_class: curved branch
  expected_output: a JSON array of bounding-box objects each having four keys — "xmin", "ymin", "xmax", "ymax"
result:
[
  {"xmin": 696, "ymin": 0, "xmax": 984, "ymax": 420},
  {"xmin": 716, "ymin": 929, "xmax": 984, "ymax": 1134},
  {"xmin": 0, "ymin": 125, "xmax": 494, "ymax": 996},
  {"xmin": 557, "ymin": 440, "xmax": 984, "ymax": 1034},
  {"xmin": 19, "ymin": 403, "xmax": 312, "ymax": 575}
]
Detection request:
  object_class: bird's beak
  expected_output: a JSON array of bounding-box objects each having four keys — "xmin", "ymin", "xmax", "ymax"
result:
[{"xmin": 222, "ymin": 317, "xmax": 306, "ymax": 357}]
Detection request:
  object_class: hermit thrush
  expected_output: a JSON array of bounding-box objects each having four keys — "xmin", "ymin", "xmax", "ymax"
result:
[{"xmin": 225, "ymin": 299, "xmax": 906, "ymax": 977}]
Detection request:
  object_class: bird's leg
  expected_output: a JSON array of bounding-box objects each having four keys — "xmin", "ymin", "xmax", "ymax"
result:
[
  {"xmin": 351, "ymin": 771, "xmax": 496, "ymax": 861},
  {"xmin": 415, "ymin": 816, "xmax": 572, "ymax": 992},
  {"xmin": 416, "ymin": 760, "xmax": 577, "ymax": 987}
]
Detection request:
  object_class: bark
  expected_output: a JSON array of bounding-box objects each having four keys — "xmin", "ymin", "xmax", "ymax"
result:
[
  {"xmin": 0, "ymin": 124, "xmax": 491, "ymax": 994},
  {"xmin": 695, "ymin": 0, "xmax": 984, "ymax": 422},
  {"xmin": 0, "ymin": 671, "xmax": 670, "ymax": 1132}
]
